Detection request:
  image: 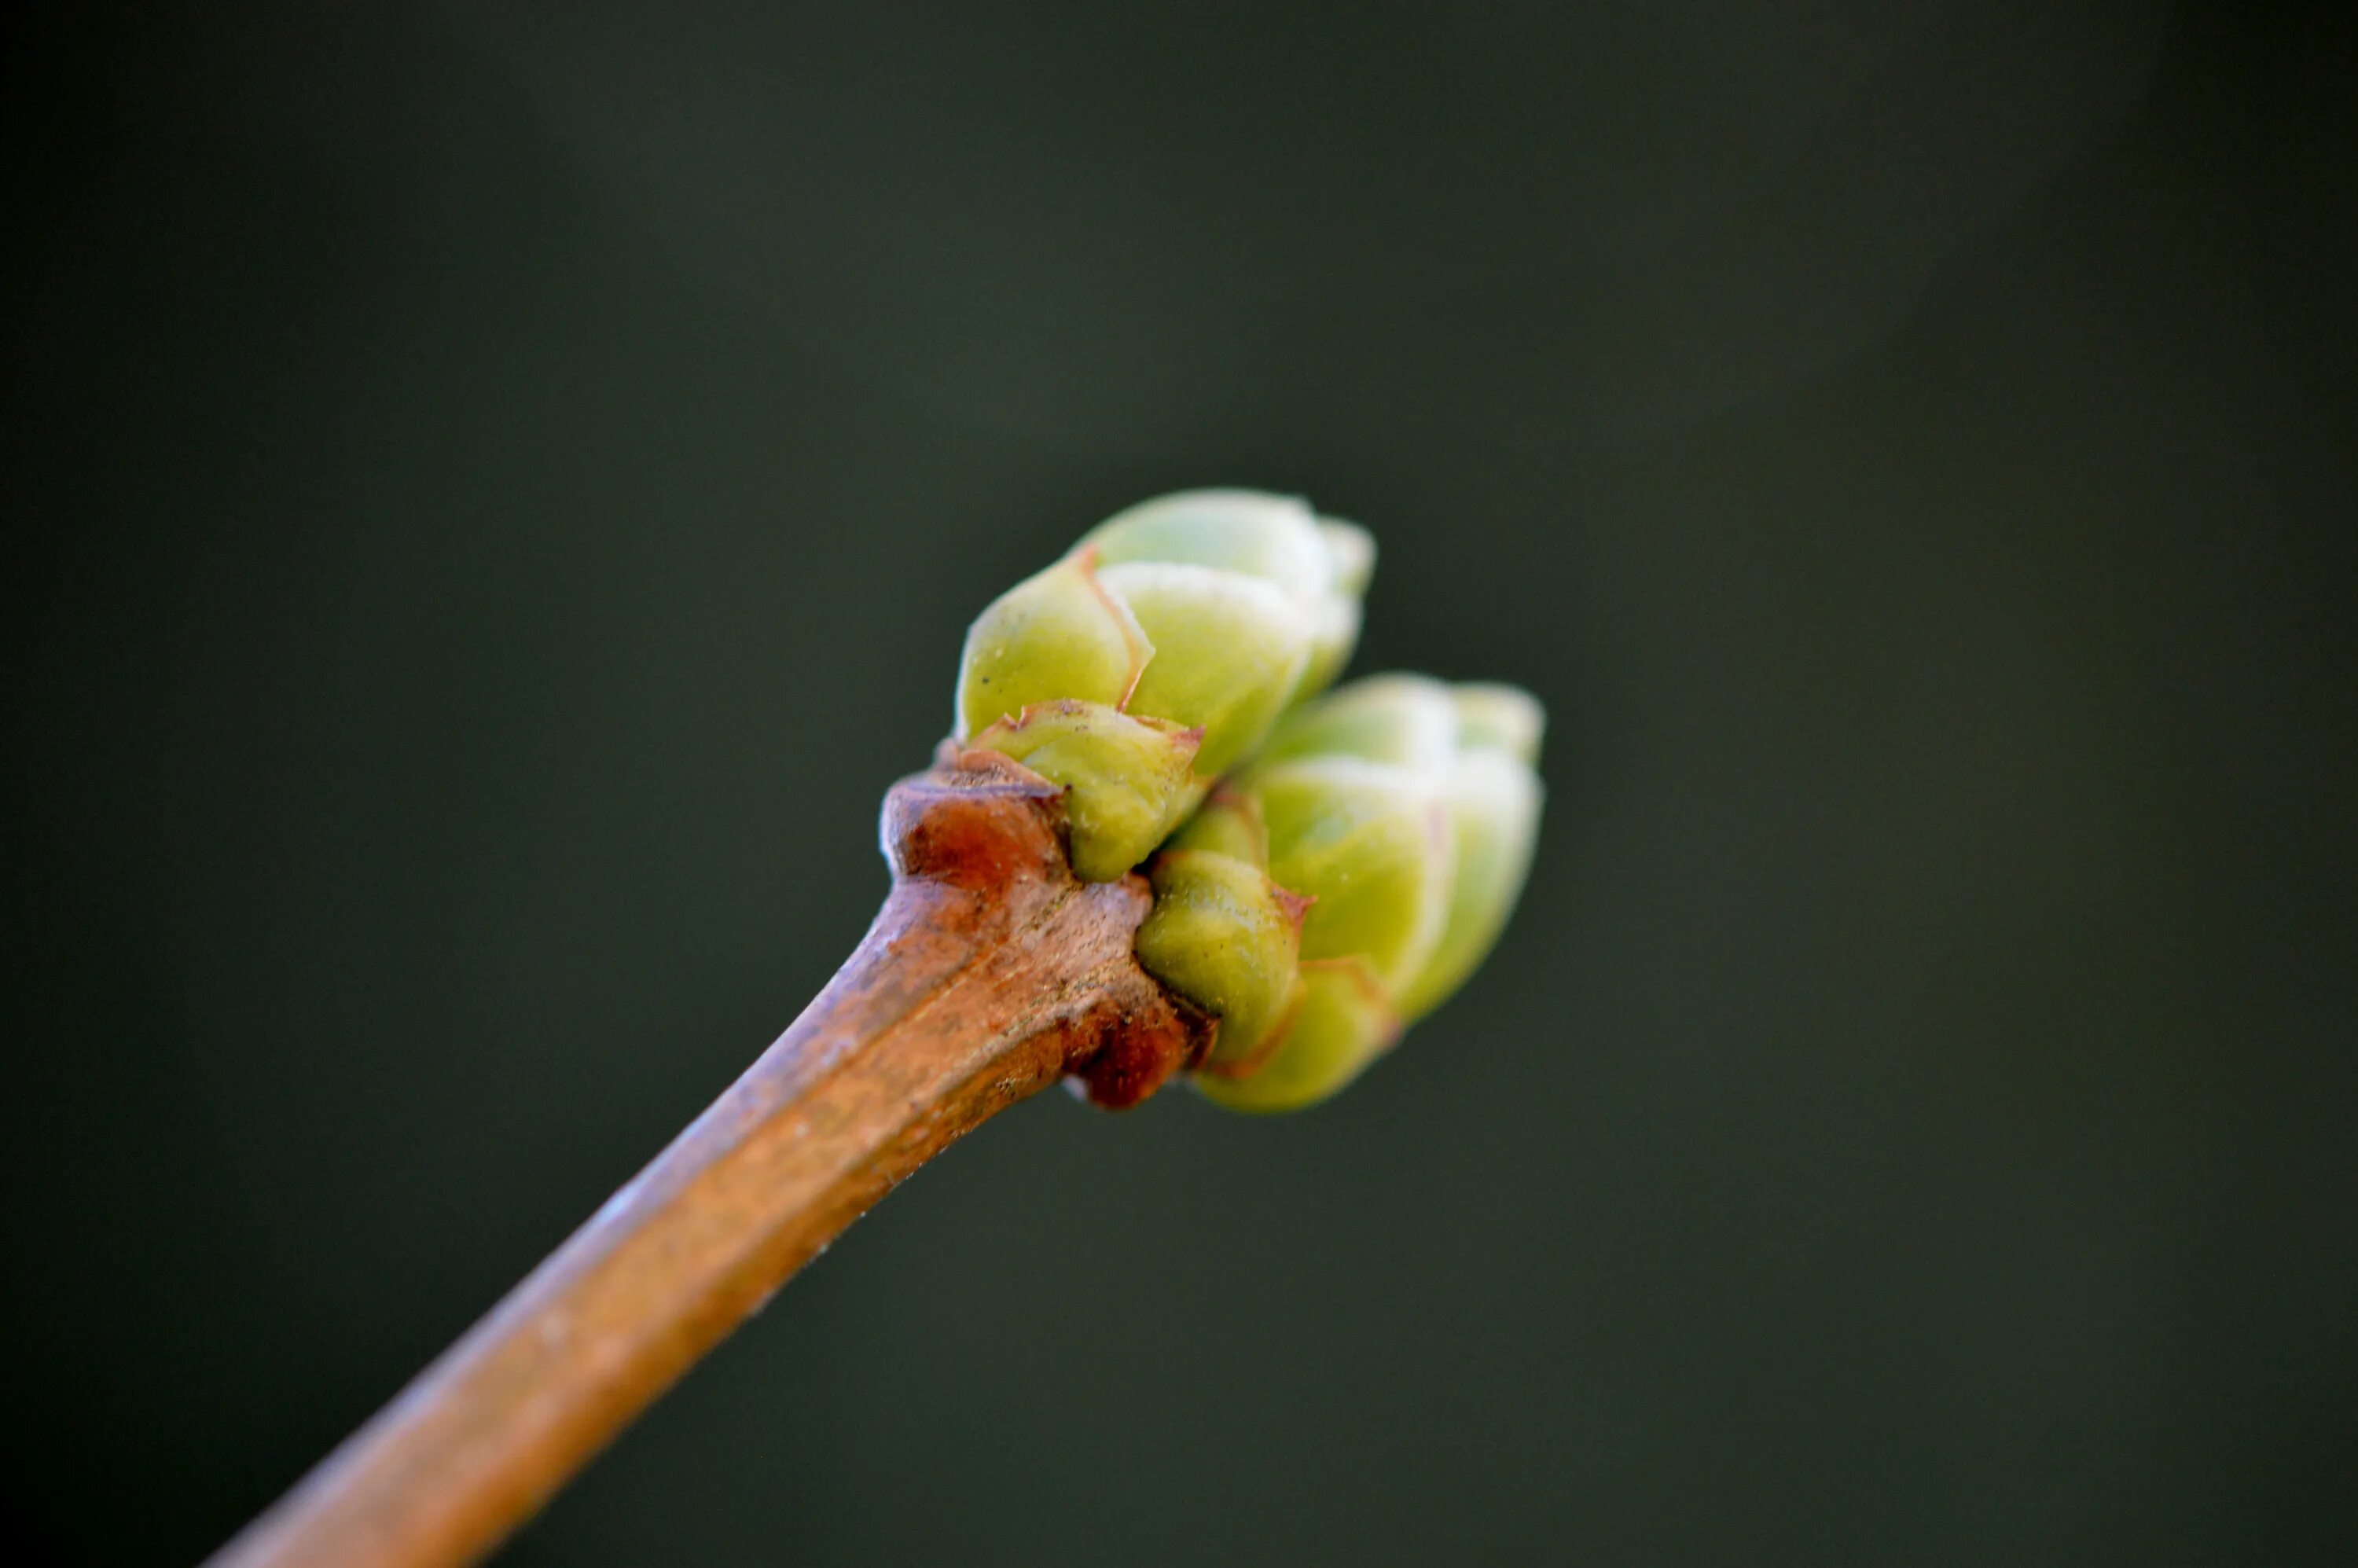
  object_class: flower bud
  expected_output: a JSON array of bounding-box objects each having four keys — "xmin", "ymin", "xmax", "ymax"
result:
[
  {"xmin": 1143, "ymin": 674, "xmax": 1544, "ymax": 1111},
  {"xmin": 954, "ymin": 490, "xmax": 1374, "ymax": 881}
]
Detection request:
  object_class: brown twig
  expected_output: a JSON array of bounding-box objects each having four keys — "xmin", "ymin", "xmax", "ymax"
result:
[{"xmin": 208, "ymin": 752, "xmax": 1209, "ymax": 1568}]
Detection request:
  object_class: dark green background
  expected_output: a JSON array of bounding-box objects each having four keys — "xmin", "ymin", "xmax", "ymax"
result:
[{"xmin": 6, "ymin": 2, "xmax": 2352, "ymax": 1563}]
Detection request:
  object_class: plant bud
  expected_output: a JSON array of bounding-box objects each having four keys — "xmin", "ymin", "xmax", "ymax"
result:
[
  {"xmin": 1150, "ymin": 674, "xmax": 1544, "ymax": 1111},
  {"xmin": 953, "ymin": 490, "xmax": 1374, "ymax": 882}
]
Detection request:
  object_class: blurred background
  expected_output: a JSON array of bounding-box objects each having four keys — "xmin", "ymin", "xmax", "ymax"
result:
[{"xmin": 6, "ymin": 2, "xmax": 2353, "ymax": 1562}]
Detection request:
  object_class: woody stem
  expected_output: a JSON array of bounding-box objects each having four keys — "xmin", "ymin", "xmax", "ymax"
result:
[{"xmin": 208, "ymin": 755, "xmax": 1203, "ymax": 1568}]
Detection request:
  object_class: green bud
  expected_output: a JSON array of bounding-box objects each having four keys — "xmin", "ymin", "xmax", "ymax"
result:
[
  {"xmin": 953, "ymin": 490, "xmax": 1375, "ymax": 882},
  {"xmin": 1151, "ymin": 674, "xmax": 1544, "ymax": 1111},
  {"xmin": 945, "ymin": 497, "xmax": 1538, "ymax": 1111},
  {"xmin": 1241, "ymin": 677, "xmax": 1544, "ymax": 1024}
]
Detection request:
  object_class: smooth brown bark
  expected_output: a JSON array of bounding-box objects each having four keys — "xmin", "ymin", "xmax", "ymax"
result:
[{"xmin": 209, "ymin": 752, "xmax": 1207, "ymax": 1568}]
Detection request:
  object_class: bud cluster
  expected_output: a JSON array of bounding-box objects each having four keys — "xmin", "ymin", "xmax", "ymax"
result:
[{"xmin": 954, "ymin": 491, "xmax": 1541, "ymax": 1109}]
